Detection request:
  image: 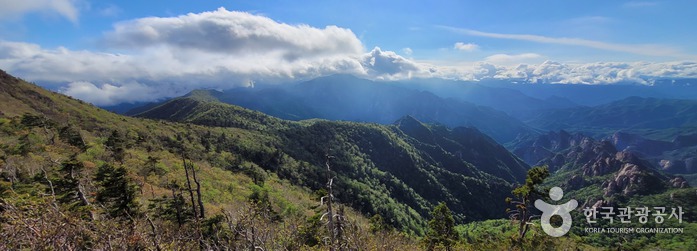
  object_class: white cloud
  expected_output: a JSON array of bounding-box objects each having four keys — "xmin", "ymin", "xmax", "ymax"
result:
[
  {"xmin": 2, "ymin": 8, "xmax": 697, "ymax": 105},
  {"xmin": 3, "ymin": 36, "xmax": 697, "ymax": 104},
  {"xmin": 442, "ymin": 26, "xmax": 685, "ymax": 58},
  {"xmin": 454, "ymin": 42, "xmax": 478, "ymax": 51},
  {"xmin": 484, "ymin": 53, "xmax": 542, "ymax": 65},
  {"xmin": 61, "ymin": 81, "xmax": 160, "ymax": 106},
  {"xmin": 360, "ymin": 47, "xmax": 428, "ymax": 80},
  {"xmin": 492, "ymin": 61, "xmax": 697, "ymax": 85},
  {"xmin": 104, "ymin": 7, "xmax": 363, "ymax": 59},
  {"xmin": 422, "ymin": 59, "xmax": 697, "ymax": 85},
  {"xmin": 0, "ymin": 9, "xmax": 438, "ymax": 104},
  {"xmin": 0, "ymin": 0, "xmax": 79, "ymax": 22}
]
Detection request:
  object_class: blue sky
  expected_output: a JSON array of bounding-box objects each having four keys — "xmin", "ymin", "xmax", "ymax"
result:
[{"xmin": 1, "ymin": 0, "xmax": 697, "ymax": 105}]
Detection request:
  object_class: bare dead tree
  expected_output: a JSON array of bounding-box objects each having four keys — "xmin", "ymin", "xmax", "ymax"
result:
[
  {"xmin": 40, "ymin": 166, "xmax": 56, "ymax": 200},
  {"xmin": 145, "ymin": 214, "xmax": 162, "ymax": 251},
  {"xmin": 334, "ymin": 206, "xmax": 348, "ymax": 250},
  {"xmin": 190, "ymin": 162, "xmax": 204, "ymax": 219},
  {"xmin": 182, "ymin": 158, "xmax": 199, "ymax": 219},
  {"xmin": 320, "ymin": 154, "xmax": 337, "ymax": 251},
  {"xmin": 506, "ymin": 198, "xmax": 538, "ymax": 242},
  {"xmin": 63, "ymin": 159, "xmax": 91, "ymax": 207}
]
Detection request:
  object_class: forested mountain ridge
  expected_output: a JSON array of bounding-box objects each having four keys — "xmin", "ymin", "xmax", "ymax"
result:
[
  {"xmin": 526, "ymin": 96, "xmax": 697, "ymax": 134},
  {"xmin": 394, "ymin": 115, "xmax": 528, "ymax": 183},
  {"xmin": 133, "ymin": 85, "xmax": 535, "ymax": 224},
  {"xmin": 135, "ymin": 74, "xmax": 539, "ymax": 143}
]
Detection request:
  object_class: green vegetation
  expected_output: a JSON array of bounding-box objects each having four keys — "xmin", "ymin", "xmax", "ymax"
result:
[{"xmin": 424, "ymin": 202, "xmax": 458, "ymax": 250}]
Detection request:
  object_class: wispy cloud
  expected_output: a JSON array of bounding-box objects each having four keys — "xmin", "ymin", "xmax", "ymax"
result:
[
  {"xmin": 0, "ymin": 0, "xmax": 80, "ymax": 23},
  {"xmin": 454, "ymin": 42, "xmax": 479, "ymax": 51},
  {"xmin": 566, "ymin": 16, "xmax": 612, "ymax": 25},
  {"xmin": 98, "ymin": 4, "xmax": 122, "ymax": 18},
  {"xmin": 440, "ymin": 26, "xmax": 684, "ymax": 58}
]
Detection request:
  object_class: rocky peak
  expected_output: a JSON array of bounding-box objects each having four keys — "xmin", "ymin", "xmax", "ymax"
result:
[
  {"xmin": 660, "ymin": 159, "xmax": 687, "ymax": 173},
  {"xmin": 603, "ymin": 163, "xmax": 668, "ymax": 197},
  {"xmin": 669, "ymin": 176, "xmax": 690, "ymax": 189},
  {"xmin": 615, "ymin": 150, "xmax": 641, "ymax": 164},
  {"xmin": 582, "ymin": 154, "xmax": 621, "ymax": 176}
]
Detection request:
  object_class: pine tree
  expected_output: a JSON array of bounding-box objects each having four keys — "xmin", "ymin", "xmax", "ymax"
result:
[
  {"xmin": 425, "ymin": 202, "xmax": 458, "ymax": 251},
  {"xmin": 106, "ymin": 130, "xmax": 126, "ymax": 163},
  {"xmin": 95, "ymin": 164, "xmax": 140, "ymax": 218},
  {"xmin": 507, "ymin": 165, "xmax": 549, "ymax": 242},
  {"xmin": 53, "ymin": 155, "xmax": 90, "ymax": 208},
  {"xmin": 148, "ymin": 183, "xmax": 192, "ymax": 227}
]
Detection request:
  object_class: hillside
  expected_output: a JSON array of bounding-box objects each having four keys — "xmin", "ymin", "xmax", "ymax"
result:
[
  {"xmin": 394, "ymin": 115, "xmax": 528, "ymax": 183},
  {"xmin": 0, "ymin": 69, "xmax": 418, "ymax": 249}
]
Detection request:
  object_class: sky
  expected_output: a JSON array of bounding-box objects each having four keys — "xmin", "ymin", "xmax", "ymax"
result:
[{"xmin": 1, "ymin": 0, "xmax": 697, "ymax": 105}]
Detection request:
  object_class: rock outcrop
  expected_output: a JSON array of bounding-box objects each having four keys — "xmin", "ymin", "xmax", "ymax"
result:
[
  {"xmin": 669, "ymin": 176, "xmax": 690, "ymax": 189},
  {"xmin": 603, "ymin": 163, "xmax": 666, "ymax": 197}
]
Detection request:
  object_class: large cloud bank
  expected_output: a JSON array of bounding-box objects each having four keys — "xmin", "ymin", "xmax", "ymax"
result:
[{"xmin": 1, "ymin": 8, "xmax": 696, "ymax": 105}]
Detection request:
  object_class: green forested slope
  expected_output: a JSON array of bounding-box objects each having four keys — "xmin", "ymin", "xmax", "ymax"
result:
[
  {"xmin": 133, "ymin": 87, "xmax": 534, "ymax": 231},
  {"xmin": 0, "ymin": 70, "xmax": 421, "ymax": 249}
]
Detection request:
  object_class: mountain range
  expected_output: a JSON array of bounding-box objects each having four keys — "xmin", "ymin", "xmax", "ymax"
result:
[
  {"xmin": 128, "ymin": 74, "xmax": 539, "ymax": 143},
  {"xmin": 2, "ymin": 68, "xmax": 696, "ymax": 249},
  {"xmin": 126, "ymin": 75, "xmax": 697, "ymax": 180}
]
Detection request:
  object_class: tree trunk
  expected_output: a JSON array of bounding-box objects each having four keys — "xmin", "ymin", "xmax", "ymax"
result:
[
  {"xmin": 191, "ymin": 162, "xmax": 205, "ymax": 219},
  {"xmin": 325, "ymin": 157, "xmax": 336, "ymax": 251},
  {"xmin": 182, "ymin": 158, "xmax": 198, "ymax": 219}
]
